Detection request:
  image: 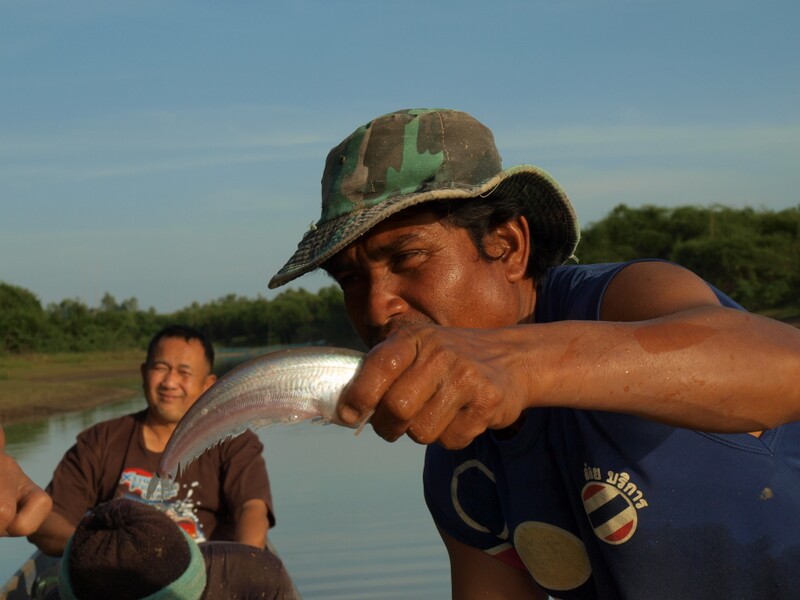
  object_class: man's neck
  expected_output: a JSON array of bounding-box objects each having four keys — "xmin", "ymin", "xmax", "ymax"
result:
[
  {"xmin": 142, "ymin": 416, "xmax": 176, "ymax": 453},
  {"xmin": 517, "ymin": 280, "xmax": 538, "ymax": 324}
]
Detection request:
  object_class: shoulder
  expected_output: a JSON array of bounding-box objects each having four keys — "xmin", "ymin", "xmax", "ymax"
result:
[
  {"xmin": 536, "ymin": 262, "xmax": 629, "ymax": 322},
  {"xmin": 76, "ymin": 410, "xmax": 142, "ymax": 443},
  {"xmin": 600, "ymin": 260, "xmax": 742, "ymax": 321},
  {"xmin": 538, "ymin": 260, "xmax": 743, "ymax": 323}
]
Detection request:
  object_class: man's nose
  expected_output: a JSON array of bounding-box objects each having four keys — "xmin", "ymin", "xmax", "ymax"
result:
[
  {"xmin": 362, "ymin": 274, "xmax": 407, "ymax": 329},
  {"xmin": 160, "ymin": 369, "xmax": 179, "ymax": 387}
]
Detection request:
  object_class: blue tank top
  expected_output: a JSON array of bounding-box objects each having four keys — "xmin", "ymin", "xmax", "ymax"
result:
[{"xmin": 424, "ymin": 261, "xmax": 800, "ymax": 599}]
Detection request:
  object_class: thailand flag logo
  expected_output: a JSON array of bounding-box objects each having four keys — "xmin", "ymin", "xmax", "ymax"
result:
[{"xmin": 581, "ymin": 482, "xmax": 638, "ymax": 545}]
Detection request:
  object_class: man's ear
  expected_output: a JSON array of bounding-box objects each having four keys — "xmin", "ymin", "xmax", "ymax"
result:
[
  {"xmin": 203, "ymin": 373, "xmax": 218, "ymax": 392},
  {"xmin": 487, "ymin": 216, "xmax": 531, "ymax": 282}
]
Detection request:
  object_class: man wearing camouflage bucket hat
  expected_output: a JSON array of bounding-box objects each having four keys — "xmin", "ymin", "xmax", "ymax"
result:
[{"xmin": 270, "ymin": 108, "xmax": 800, "ymax": 599}]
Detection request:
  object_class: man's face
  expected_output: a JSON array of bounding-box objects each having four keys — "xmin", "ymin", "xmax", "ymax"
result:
[
  {"xmin": 141, "ymin": 337, "xmax": 216, "ymax": 426},
  {"xmin": 325, "ymin": 208, "xmax": 525, "ymax": 348}
]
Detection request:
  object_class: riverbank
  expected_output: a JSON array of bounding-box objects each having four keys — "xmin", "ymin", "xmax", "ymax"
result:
[
  {"xmin": 0, "ymin": 351, "xmax": 143, "ymax": 426},
  {"xmin": 0, "ymin": 347, "xmax": 266, "ymax": 426}
]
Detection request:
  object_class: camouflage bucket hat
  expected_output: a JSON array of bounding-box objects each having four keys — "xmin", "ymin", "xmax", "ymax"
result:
[{"xmin": 268, "ymin": 108, "xmax": 580, "ymax": 289}]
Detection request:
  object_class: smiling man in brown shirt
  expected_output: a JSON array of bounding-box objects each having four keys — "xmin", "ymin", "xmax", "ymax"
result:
[{"xmin": 28, "ymin": 325, "xmax": 274, "ymax": 556}]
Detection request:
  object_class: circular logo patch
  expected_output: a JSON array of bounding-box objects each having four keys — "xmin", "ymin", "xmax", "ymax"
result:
[
  {"xmin": 513, "ymin": 521, "xmax": 592, "ymax": 591},
  {"xmin": 582, "ymin": 482, "xmax": 638, "ymax": 545}
]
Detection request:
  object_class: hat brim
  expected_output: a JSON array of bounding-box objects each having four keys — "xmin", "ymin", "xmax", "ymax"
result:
[{"xmin": 268, "ymin": 164, "xmax": 579, "ymax": 289}]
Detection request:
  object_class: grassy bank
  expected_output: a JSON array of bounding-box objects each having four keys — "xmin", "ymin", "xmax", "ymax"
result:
[{"xmin": 0, "ymin": 351, "xmax": 143, "ymax": 426}]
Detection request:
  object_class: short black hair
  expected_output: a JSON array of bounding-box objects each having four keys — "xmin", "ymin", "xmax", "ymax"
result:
[
  {"xmin": 428, "ymin": 197, "xmax": 552, "ymax": 282},
  {"xmin": 145, "ymin": 325, "xmax": 215, "ymax": 370}
]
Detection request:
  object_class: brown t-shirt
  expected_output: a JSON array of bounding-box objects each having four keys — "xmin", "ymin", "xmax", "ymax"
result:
[
  {"xmin": 46, "ymin": 410, "xmax": 274, "ymax": 541},
  {"xmin": 201, "ymin": 542, "xmax": 300, "ymax": 600}
]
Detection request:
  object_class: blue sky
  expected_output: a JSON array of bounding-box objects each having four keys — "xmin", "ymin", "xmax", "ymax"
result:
[{"xmin": 2, "ymin": 0, "xmax": 798, "ymax": 313}]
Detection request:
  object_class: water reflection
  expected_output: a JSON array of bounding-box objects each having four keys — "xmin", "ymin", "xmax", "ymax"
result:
[
  {"xmin": 3, "ymin": 421, "xmax": 49, "ymax": 449},
  {"xmin": 1, "ymin": 395, "xmax": 451, "ymax": 599}
]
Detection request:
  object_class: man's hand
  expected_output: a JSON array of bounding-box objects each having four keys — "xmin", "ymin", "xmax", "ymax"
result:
[
  {"xmin": 338, "ymin": 325, "xmax": 535, "ymax": 449},
  {"xmin": 0, "ymin": 426, "xmax": 53, "ymax": 537}
]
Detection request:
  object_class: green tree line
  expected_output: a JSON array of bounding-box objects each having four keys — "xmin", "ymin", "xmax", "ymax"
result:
[
  {"xmin": 2, "ymin": 204, "xmax": 798, "ymax": 355},
  {"xmin": 577, "ymin": 204, "xmax": 800, "ymax": 311},
  {"xmin": 0, "ymin": 283, "xmax": 362, "ymax": 355}
]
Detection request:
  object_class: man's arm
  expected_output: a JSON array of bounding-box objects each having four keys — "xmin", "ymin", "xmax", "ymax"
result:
[
  {"xmin": 339, "ymin": 261, "xmax": 800, "ymax": 448},
  {"xmin": 234, "ymin": 498, "xmax": 269, "ymax": 548},
  {"xmin": 26, "ymin": 510, "xmax": 75, "ymax": 556},
  {"xmin": 440, "ymin": 528, "xmax": 547, "ymax": 600},
  {"xmin": 220, "ymin": 430, "xmax": 274, "ymax": 547},
  {"xmin": 551, "ymin": 260, "xmax": 800, "ymax": 431},
  {"xmin": 27, "ymin": 424, "xmax": 110, "ymax": 555}
]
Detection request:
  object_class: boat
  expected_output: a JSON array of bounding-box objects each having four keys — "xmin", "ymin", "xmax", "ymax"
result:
[
  {"xmin": 0, "ymin": 551, "xmax": 60, "ymax": 600},
  {"xmin": 1, "ymin": 541, "xmax": 303, "ymax": 600}
]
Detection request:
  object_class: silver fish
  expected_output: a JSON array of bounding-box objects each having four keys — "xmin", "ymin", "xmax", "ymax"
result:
[{"xmin": 146, "ymin": 346, "xmax": 364, "ymax": 500}]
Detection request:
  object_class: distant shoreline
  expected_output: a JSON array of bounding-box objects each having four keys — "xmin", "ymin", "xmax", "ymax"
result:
[
  {"xmin": 0, "ymin": 351, "xmax": 143, "ymax": 427},
  {"xmin": 1, "ymin": 385, "xmax": 142, "ymax": 427},
  {"xmin": 0, "ymin": 348, "xmax": 258, "ymax": 427}
]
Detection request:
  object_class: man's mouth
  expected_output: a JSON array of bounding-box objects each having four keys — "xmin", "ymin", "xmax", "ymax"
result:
[{"xmin": 369, "ymin": 317, "xmax": 433, "ymax": 347}]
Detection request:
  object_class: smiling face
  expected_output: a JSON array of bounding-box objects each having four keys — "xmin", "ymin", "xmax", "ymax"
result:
[
  {"xmin": 323, "ymin": 207, "xmax": 536, "ymax": 348},
  {"xmin": 141, "ymin": 336, "xmax": 217, "ymax": 427}
]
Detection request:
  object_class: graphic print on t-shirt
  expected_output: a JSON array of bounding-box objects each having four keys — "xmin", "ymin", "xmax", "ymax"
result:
[
  {"xmin": 451, "ymin": 459, "xmax": 592, "ymax": 593},
  {"xmin": 118, "ymin": 466, "xmax": 207, "ymax": 541},
  {"xmin": 581, "ymin": 463, "xmax": 649, "ymax": 545}
]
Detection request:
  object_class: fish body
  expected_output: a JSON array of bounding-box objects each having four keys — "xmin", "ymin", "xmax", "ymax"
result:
[{"xmin": 147, "ymin": 346, "xmax": 364, "ymax": 499}]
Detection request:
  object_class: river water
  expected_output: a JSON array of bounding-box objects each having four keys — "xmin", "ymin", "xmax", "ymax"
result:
[{"xmin": 0, "ymin": 395, "xmax": 451, "ymax": 598}]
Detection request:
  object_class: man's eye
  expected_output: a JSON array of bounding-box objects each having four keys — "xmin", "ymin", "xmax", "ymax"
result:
[
  {"xmin": 336, "ymin": 273, "xmax": 363, "ymax": 289},
  {"xmin": 393, "ymin": 251, "xmax": 424, "ymax": 268}
]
